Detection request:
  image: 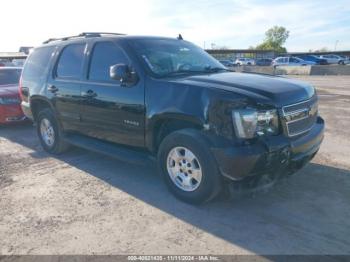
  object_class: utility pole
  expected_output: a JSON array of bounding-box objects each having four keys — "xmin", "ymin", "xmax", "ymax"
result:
[{"xmin": 334, "ymin": 40, "xmax": 339, "ymax": 51}]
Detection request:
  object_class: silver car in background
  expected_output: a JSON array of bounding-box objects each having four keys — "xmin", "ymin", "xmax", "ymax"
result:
[
  {"xmin": 235, "ymin": 58, "xmax": 255, "ymax": 66},
  {"xmin": 319, "ymin": 54, "xmax": 349, "ymax": 65},
  {"xmin": 272, "ymin": 56, "xmax": 316, "ymax": 67}
]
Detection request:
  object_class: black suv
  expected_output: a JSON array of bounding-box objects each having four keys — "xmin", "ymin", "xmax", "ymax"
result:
[{"xmin": 20, "ymin": 33, "xmax": 324, "ymax": 204}]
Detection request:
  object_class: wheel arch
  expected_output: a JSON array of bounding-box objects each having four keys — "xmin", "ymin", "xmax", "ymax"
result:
[
  {"xmin": 30, "ymin": 97, "xmax": 55, "ymax": 122},
  {"xmin": 147, "ymin": 114, "xmax": 205, "ymax": 154}
]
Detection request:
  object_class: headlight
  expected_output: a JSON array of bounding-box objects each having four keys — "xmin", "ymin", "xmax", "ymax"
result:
[
  {"xmin": 0, "ymin": 97, "xmax": 21, "ymax": 105},
  {"xmin": 232, "ymin": 108, "xmax": 279, "ymax": 139}
]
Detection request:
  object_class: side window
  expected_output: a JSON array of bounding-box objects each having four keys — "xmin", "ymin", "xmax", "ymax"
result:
[
  {"xmin": 89, "ymin": 42, "xmax": 129, "ymax": 82},
  {"xmin": 290, "ymin": 57, "xmax": 299, "ymax": 63},
  {"xmin": 22, "ymin": 46, "xmax": 54, "ymax": 81},
  {"xmin": 56, "ymin": 44, "xmax": 85, "ymax": 79}
]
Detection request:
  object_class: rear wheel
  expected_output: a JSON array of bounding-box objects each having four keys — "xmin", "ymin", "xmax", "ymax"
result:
[
  {"xmin": 158, "ymin": 129, "xmax": 222, "ymax": 204},
  {"xmin": 37, "ymin": 108, "xmax": 69, "ymax": 154}
]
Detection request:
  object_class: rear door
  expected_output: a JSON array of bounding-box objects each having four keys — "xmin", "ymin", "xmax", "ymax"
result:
[
  {"xmin": 79, "ymin": 40, "xmax": 145, "ymax": 147},
  {"xmin": 48, "ymin": 43, "xmax": 86, "ymax": 131}
]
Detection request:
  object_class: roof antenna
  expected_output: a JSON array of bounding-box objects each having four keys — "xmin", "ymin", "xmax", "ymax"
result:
[{"xmin": 177, "ymin": 34, "xmax": 183, "ymax": 40}]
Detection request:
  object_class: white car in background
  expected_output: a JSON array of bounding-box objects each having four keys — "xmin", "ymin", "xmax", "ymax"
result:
[
  {"xmin": 235, "ymin": 58, "xmax": 255, "ymax": 66},
  {"xmin": 319, "ymin": 54, "xmax": 349, "ymax": 65},
  {"xmin": 272, "ymin": 56, "xmax": 316, "ymax": 67}
]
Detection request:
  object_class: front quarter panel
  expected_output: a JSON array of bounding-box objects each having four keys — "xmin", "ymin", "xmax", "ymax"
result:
[{"xmin": 145, "ymin": 77, "xmax": 248, "ymax": 151}]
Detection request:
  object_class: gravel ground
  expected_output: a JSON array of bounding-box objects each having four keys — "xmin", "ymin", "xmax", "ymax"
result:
[{"xmin": 0, "ymin": 76, "xmax": 349, "ymax": 255}]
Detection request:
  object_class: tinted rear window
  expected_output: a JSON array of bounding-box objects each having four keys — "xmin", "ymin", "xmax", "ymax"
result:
[
  {"xmin": 22, "ymin": 46, "xmax": 54, "ymax": 81},
  {"xmin": 56, "ymin": 44, "xmax": 85, "ymax": 79},
  {"xmin": 0, "ymin": 69, "xmax": 21, "ymax": 85}
]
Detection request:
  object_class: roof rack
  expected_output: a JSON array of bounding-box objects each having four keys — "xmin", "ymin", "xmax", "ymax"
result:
[{"xmin": 43, "ymin": 32, "xmax": 126, "ymax": 44}]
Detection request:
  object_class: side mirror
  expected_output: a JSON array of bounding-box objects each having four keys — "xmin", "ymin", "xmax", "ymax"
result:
[{"xmin": 110, "ymin": 64, "xmax": 138, "ymax": 86}]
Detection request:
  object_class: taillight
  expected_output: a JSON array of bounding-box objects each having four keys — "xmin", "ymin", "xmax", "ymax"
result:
[{"xmin": 19, "ymin": 75, "xmax": 28, "ymax": 102}]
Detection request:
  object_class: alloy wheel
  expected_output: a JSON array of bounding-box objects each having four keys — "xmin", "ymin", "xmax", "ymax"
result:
[{"xmin": 166, "ymin": 146, "xmax": 203, "ymax": 192}]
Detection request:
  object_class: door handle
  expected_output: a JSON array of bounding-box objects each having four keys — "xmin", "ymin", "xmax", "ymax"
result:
[
  {"xmin": 81, "ymin": 90, "xmax": 97, "ymax": 98},
  {"xmin": 48, "ymin": 85, "xmax": 58, "ymax": 93}
]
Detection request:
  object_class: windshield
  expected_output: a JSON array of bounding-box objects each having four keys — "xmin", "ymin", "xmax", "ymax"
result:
[
  {"xmin": 293, "ymin": 57, "xmax": 303, "ymax": 62},
  {"xmin": 0, "ymin": 69, "xmax": 21, "ymax": 85},
  {"xmin": 129, "ymin": 39, "xmax": 226, "ymax": 77}
]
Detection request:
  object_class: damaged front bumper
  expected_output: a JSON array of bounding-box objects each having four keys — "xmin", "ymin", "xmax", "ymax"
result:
[{"xmin": 211, "ymin": 116, "xmax": 325, "ymax": 182}]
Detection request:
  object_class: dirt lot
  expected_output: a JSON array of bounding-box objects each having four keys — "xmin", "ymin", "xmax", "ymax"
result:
[{"xmin": 0, "ymin": 76, "xmax": 350, "ymax": 255}]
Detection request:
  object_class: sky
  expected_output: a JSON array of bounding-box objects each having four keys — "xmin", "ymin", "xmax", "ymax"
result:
[{"xmin": 1, "ymin": 0, "xmax": 350, "ymax": 52}]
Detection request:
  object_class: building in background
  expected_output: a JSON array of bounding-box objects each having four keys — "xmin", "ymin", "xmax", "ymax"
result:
[
  {"xmin": 19, "ymin": 46, "xmax": 34, "ymax": 55},
  {"xmin": 0, "ymin": 52, "xmax": 27, "ymax": 67}
]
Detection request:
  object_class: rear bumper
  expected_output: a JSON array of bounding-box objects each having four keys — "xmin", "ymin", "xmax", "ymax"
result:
[
  {"xmin": 0, "ymin": 104, "xmax": 27, "ymax": 124},
  {"xmin": 212, "ymin": 116, "xmax": 325, "ymax": 181}
]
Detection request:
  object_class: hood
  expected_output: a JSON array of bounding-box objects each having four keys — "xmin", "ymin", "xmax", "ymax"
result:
[
  {"xmin": 0, "ymin": 84, "xmax": 20, "ymax": 97},
  {"xmin": 174, "ymin": 72, "xmax": 315, "ymax": 107}
]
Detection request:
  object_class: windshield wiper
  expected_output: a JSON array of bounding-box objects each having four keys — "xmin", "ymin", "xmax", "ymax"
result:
[
  {"xmin": 204, "ymin": 66, "xmax": 232, "ymax": 72},
  {"xmin": 161, "ymin": 67, "xmax": 231, "ymax": 78},
  {"xmin": 162, "ymin": 70, "xmax": 210, "ymax": 77}
]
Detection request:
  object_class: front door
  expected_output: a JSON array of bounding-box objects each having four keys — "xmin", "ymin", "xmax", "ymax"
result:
[{"xmin": 79, "ymin": 41, "xmax": 145, "ymax": 148}]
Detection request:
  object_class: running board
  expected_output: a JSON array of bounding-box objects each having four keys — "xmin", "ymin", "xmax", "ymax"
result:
[{"xmin": 64, "ymin": 134, "xmax": 155, "ymax": 166}]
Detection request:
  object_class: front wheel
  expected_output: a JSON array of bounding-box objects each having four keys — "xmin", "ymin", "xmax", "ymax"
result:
[{"xmin": 158, "ymin": 129, "xmax": 222, "ymax": 204}]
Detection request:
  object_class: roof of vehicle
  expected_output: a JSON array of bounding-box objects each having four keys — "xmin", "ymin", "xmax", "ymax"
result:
[
  {"xmin": 298, "ymin": 55, "xmax": 323, "ymax": 59},
  {"xmin": 41, "ymin": 32, "xmax": 184, "ymax": 47}
]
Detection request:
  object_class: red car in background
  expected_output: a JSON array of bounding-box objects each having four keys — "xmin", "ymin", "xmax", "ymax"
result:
[{"xmin": 0, "ymin": 67, "xmax": 27, "ymax": 124}]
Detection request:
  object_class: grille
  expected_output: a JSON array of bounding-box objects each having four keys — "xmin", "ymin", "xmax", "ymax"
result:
[{"xmin": 282, "ymin": 97, "xmax": 318, "ymax": 137}]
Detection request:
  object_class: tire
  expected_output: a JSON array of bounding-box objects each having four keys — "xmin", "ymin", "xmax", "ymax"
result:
[
  {"xmin": 339, "ymin": 61, "xmax": 345, "ymax": 65},
  {"xmin": 36, "ymin": 108, "xmax": 69, "ymax": 154},
  {"xmin": 158, "ymin": 129, "xmax": 222, "ymax": 204}
]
